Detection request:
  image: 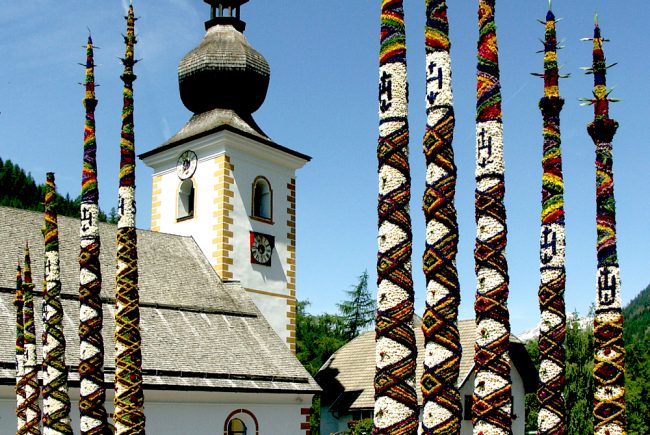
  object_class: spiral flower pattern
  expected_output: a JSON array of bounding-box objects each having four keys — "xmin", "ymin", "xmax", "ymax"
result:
[
  {"xmin": 42, "ymin": 173, "xmax": 73, "ymax": 435},
  {"xmin": 472, "ymin": 1, "xmax": 512, "ymax": 434},
  {"xmin": 15, "ymin": 264, "xmax": 27, "ymax": 433},
  {"xmin": 114, "ymin": 5, "xmax": 146, "ymax": 434},
  {"xmin": 419, "ymin": 1, "xmax": 462, "ymax": 434},
  {"xmin": 374, "ymin": 1, "xmax": 418, "ymax": 433},
  {"xmin": 23, "ymin": 245, "xmax": 42, "ymax": 434},
  {"xmin": 585, "ymin": 21, "xmax": 626, "ymax": 435},
  {"xmin": 78, "ymin": 35, "xmax": 108, "ymax": 435},
  {"xmin": 535, "ymin": 8, "xmax": 568, "ymax": 435}
]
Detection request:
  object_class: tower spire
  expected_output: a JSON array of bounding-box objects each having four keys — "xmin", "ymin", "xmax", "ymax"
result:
[
  {"xmin": 535, "ymin": 5, "xmax": 567, "ymax": 434},
  {"xmin": 113, "ymin": 4, "xmax": 146, "ymax": 434},
  {"xmin": 78, "ymin": 35, "xmax": 109, "ymax": 435},
  {"xmin": 584, "ymin": 20, "xmax": 626, "ymax": 435}
]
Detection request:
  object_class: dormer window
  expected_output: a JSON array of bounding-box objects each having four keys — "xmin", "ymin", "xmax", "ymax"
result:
[
  {"xmin": 251, "ymin": 176, "xmax": 272, "ymax": 221},
  {"xmin": 177, "ymin": 179, "xmax": 195, "ymax": 220}
]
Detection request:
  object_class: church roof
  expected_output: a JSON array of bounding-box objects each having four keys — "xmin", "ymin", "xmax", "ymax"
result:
[
  {"xmin": 0, "ymin": 206, "xmax": 319, "ymax": 393},
  {"xmin": 316, "ymin": 317, "xmax": 536, "ymax": 411},
  {"xmin": 138, "ymin": 107, "xmax": 311, "ymax": 162}
]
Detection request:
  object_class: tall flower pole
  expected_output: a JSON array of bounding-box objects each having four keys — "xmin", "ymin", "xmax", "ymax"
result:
[
  {"xmin": 42, "ymin": 173, "xmax": 73, "ymax": 435},
  {"xmin": 472, "ymin": 1, "xmax": 512, "ymax": 434},
  {"xmin": 419, "ymin": 0, "xmax": 461, "ymax": 434},
  {"xmin": 374, "ymin": 0, "xmax": 418, "ymax": 433},
  {"xmin": 78, "ymin": 35, "xmax": 109, "ymax": 435},
  {"xmin": 113, "ymin": 5, "xmax": 145, "ymax": 433},
  {"xmin": 15, "ymin": 263, "xmax": 27, "ymax": 433},
  {"xmin": 534, "ymin": 5, "xmax": 567, "ymax": 434},
  {"xmin": 23, "ymin": 245, "xmax": 42, "ymax": 434},
  {"xmin": 583, "ymin": 18, "xmax": 626, "ymax": 435}
]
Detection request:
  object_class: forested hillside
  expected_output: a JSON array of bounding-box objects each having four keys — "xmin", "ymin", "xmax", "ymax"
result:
[{"xmin": 0, "ymin": 158, "xmax": 115, "ymax": 222}]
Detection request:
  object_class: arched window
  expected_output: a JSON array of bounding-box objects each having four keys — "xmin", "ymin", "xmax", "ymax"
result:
[
  {"xmin": 177, "ymin": 179, "xmax": 195, "ymax": 220},
  {"xmin": 223, "ymin": 409, "xmax": 259, "ymax": 435},
  {"xmin": 251, "ymin": 176, "xmax": 272, "ymax": 221},
  {"xmin": 227, "ymin": 418, "xmax": 247, "ymax": 435}
]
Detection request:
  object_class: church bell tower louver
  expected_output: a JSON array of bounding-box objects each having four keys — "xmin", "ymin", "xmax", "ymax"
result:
[{"xmin": 139, "ymin": 0, "xmax": 310, "ymax": 352}]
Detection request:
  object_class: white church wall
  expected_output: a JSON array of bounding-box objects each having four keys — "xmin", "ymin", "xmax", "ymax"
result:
[{"xmin": 0, "ymin": 386, "xmax": 313, "ymax": 435}]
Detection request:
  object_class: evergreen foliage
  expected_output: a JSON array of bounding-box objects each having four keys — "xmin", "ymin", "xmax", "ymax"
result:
[
  {"xmin": 336, "ymin": 271, "xmax": 375, "ymax": 340},
  {"xmin": 0, "ymin": 158, "xmax": 109, "ymax": 221}
]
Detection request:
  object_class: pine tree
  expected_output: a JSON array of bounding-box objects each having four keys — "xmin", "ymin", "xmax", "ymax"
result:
[{"xmin": 337, "ymin": 271, "xmax": 375, "ymax": 340}]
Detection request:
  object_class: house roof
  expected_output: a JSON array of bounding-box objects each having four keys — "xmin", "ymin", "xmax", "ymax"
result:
[
  {"xmin": 0, "ymin": 206, "xmax": 319, "ymax": 393},
  {"xmin": 316, "ymin": 317, "xmax": 536, "ymax": 411}
]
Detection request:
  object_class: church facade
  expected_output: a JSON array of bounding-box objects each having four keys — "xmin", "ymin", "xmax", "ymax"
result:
[{"xmin": 0, "ymin": 1, "xmax": 318, "ymax": 433}]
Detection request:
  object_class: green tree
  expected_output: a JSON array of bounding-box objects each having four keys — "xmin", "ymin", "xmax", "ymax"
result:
[
  {"xmin": 0, "ymin": 157, "xmax": 109, "ymax": 221},
  {"xmin": 337, "ymin": 270, "xmax": 375, "ymax": 340},
  {"xmin": 296, "ymin": 300, "xmax": 348, "ymax": 434}
]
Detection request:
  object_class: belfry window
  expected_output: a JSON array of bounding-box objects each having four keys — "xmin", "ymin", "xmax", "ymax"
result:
[
  {"xmin": 177, "ymin": 179, "xmax": 195, "ymax": 220},
  {"xmin": 252, "ymin": 176, "xmax": 272, "ymax": 221},
  {"xmin": 227, "ymin": 418, "xmax": 247, "ymax": 435}
]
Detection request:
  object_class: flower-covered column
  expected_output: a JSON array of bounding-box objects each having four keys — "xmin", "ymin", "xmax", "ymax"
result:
[
  {"xmin": 535, "ymin": 6, "xmax": 567, "ymax": 435},
  {"xmin": 42, "ymin": 173, "xmax": 73, "ymax": 435},
  {"xmin": 78, "ymin": 35, "xmax": 108, "ymax": 435},
  {"xmin": 15, "ymin": 263, "xmax": 27, "ymax": 433},
  {"xmin": 23, "ymin": 245, "xmax": 42, "ymax": 435},
  {"xmin": 374, "ymin": 0, "xmax": 418, "ymax": 433},
  {"xmin": 114, "ymin": 5, "xmax": 145, "ymax": 434},
  {"xmin": 472, "ymin": 1, "xmax": 512, "ymax": 434},
  {"xmin": 584, "ymin": 19, "xmax": 626, "ymax": 435},
  {"xmin": 420, "ymin": 1, "xmax": 462, "ymax": 434}
]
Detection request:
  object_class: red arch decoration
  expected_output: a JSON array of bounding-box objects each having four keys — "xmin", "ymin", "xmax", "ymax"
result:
[{"xmin": 223, "ymin": 409, "xmax": 259, "ymax": 435}]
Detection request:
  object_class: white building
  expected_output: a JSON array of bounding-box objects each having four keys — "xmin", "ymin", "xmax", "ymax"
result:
[
  {"xmin": 0, "ymin": 1, "xmax": 319, "ymax": 433},
  {"xmin": 316, "ymin": 318, "xmax": 537, "ymax": 435}
]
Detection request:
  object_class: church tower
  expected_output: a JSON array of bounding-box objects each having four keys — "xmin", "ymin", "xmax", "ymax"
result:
[{"xmin": 139, "ymin": 0, "xmax": 310, "ymax": 351}]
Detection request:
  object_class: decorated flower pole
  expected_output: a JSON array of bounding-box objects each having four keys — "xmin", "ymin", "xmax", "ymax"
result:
[
  {"xmin": 583, "ymin": 18, "xmax": 626, "ymax": 435},
  {"xmin": 42, "ymin": 173, "xmax": 73, "ymax": 435},
  {"xmin": 78, "ymin": 35, "xmax": 109, "ymax": 435},
  {"xmin": 533, "ymin": 5, "xmax": 568, "ymax": 434},
  {"xmin": 419, "ymin": 0, "xmax": 462, "ymax": 434},
  {"xmin": 472, "ymin": 1, "xmax": 512, "ymax": 434},
  {"xmin": 23, "ymin": 245, "xmax": 42, "ymax": 434},
  {"xmin": 113, "ymin": 5, "xmax": 145, "ymax": 433},
  {"xmin": 15, "ymin": 263, "xmax": 27, "ymax": 433},
  {"xmin": 374, "ymin": 0, "xmax": 418, "ymax": 433}
]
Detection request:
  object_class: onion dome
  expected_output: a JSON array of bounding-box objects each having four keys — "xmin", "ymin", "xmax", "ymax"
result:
[{"xmin": 178, "ymin": 0, "xmax": 270, "ymax": 116}]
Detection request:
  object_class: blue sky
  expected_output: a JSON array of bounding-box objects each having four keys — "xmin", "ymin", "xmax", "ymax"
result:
[{"xmin": 1, "ymin": 1, "xmax": 648, "ymax": 335}]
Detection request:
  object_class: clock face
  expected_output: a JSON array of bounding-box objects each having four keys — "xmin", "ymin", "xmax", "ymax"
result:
[
  {"xmin": 250, "ymin": 232, "xmax": 274, "ymax": 266},
  {"xmin": 176, "ymin": 150, "xmax": 198, "ymax": 180}
]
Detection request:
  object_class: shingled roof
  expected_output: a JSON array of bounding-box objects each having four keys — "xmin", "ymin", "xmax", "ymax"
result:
[
  {"xmin": 0, "ymin": 206, "xmax": 319, "ymax": 393},
  {"xmin": 316, "ymin": 317, "xmax": 536, "ymax": 411}
]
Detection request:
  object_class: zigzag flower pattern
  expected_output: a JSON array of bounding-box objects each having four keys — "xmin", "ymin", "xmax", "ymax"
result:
[
  {"xmin": 374, "ymin": 0, "xmax": 418, "ymax": 433},
  {"xmin": 535, "ymin": 7, "xmax": 567, "ymax": 435},
  {"xmin": 15, "ymin": 264, "xmax": 27, "ymax": 433},
  {"xmin": 114, "ymin": 5, "xmax": 146, "ymax": 434},
  {"xmin": 419, "ymin": 1, "xmax": 462, "ymax": 434},
  {"xmin": 23, "ymin": 245, "xmax": 42, "ymax": 434},
  {"xmin": 78, "ymin": 35, "xmax": 108, "ymax": 435},
  {"xmin": 472, "ymin": 1, "xmax": 512, "ymax": 434},
  {"xmin": 42, "ymin": 173, "xmax": 73, "ymax": 434},
  {"xmin": 585, "ymin": 20, "xmax": 626, "ymax": 435}
]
